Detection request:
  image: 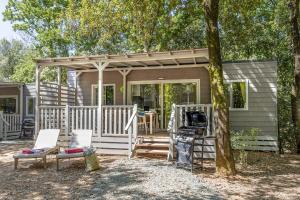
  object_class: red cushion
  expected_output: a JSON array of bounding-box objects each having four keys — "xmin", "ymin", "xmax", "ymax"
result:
[
  {"xmin": 22, "ymin": 149, "xmax": 34, "ymax": 154},
  {"xmin": 64, "ymin": 148, "xmax": 84, "ymax": 154}
]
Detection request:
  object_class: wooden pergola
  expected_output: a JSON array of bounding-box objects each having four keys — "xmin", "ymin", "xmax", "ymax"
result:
[{"xmin": 34, "ymin": 48, "xmax": 209, "ymax": 136}]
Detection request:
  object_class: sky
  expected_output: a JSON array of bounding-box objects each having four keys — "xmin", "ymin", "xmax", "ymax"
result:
[{"xmin": 0, "ymin": 0, "xmax": 21, "ymax": 40}]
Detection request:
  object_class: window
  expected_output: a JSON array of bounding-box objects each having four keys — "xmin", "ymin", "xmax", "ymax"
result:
[
  {"xmin": 226, "ymin": 80, "xmax": 248, "ymax": 110},
  {"xmin": 26, "ymin": 96, "xmax": 35, "ymax": 116},
  {"xmin": 92, "ymin": 84, "xmax": 115, "ymax": 105},
  {"xmin": 0, "ymin": 96, "xmax": 18, "ymax": 114}
]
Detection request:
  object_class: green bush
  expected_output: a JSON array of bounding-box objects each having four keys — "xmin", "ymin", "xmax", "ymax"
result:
[{"xmin": 231, "ymin": 128, "xmax": 260, "ymax": 167}]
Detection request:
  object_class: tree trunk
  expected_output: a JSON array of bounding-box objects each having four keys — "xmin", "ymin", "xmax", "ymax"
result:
[
  {"xmin": 203, "ymin": 0, "xmax": 236, "ymax": 176},
  {"xmin": 289, "ymin": 0, "xmax": 300, "ymax": 153}
]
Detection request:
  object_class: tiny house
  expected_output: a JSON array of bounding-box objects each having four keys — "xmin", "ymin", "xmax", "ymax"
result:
[{"xmin": 1, "ymin": 48, "xmax": 278, "ymax": 157}]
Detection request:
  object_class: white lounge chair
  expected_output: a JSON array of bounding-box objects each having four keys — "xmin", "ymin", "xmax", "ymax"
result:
[
  {"xmin": 56, "ymin": 130, "xmax": 93, "ymax": 170},
  {"xmin": 13, "ymin": 129, "xmax": 60, "ymax": 169}
]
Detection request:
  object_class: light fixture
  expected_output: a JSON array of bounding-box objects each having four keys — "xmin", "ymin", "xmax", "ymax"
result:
[{"xmin": 158, "ymin": 77, "xmax": 164, "ymax": 80}]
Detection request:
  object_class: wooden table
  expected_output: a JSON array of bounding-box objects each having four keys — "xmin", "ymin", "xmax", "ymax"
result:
[{"xmin": 145, "ymin": 111, "xmax": 158, "ymax": 134}]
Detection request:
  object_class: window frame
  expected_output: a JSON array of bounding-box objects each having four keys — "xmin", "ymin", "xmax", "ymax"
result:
[
  {"xmin": 0, "ymin": 95, "xmax": 18, "ymax": 114},
  {"xmin": 225, "ymin": 79, "xmax": 249, "ymax": 111},
  {"xmin": 91, "ymin": 84, "xmax": 116, "ymax": 105},
  {"xmin": 26, "ymin": 96, "xmax": 35, "ymax": 116}
]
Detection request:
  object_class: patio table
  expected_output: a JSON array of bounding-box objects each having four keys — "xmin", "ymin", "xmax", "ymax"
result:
[{"xmin": 145, "ymin": 111, "xmax": 158, "ymax": 134}]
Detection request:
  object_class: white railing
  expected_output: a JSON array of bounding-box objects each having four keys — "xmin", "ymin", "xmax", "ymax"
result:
[
  {"xmin": 3, "ymin": 114, "xmax": 21, "ymax": 133},
  {"xmin": 102, "ymin": 105, "xmax": 135, "ymax": 136},
  {"xmin": 0, "ymin": 112, "xmax": 21, "ymax": 140},
  {"xmin": 38, "ymin": 105, "xmax": 137, "ymax": 137},
  {"xmin": 168, "ymin": 104, "xmax": 214, "ymax": 136},
  {"xmin": 40, "ymin": 106, "xmax": 65, "ymax": 131},
  {"xmin": 124, "ymin": 104, "xmax": 138, "ymax": 158},
  {"xmin": 39, "ymin": 105, "xmax": 98, "ymax": 136},
  {"xmin": 69, "ymin": 106, "xmax": 98, "ymax": 135}
]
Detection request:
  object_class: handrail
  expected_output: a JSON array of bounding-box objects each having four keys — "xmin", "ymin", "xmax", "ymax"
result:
[
  {"xmin": 167, "ymin": 103, "xmax": 177, "ymax": 133},
  {"xmin": 125, "ymin": 110, "xmax": 137, "ymax": 131},
  {"xmin": 0, "ymin": 111, "xmax": 10, "ymax": 141},
  {"xmin": 125, "ymin": 104, "xmax": 138, "ymax": 159},
  {"xmin": 0, "ymin": 112, "xmax": 9, "ymax": 126}
]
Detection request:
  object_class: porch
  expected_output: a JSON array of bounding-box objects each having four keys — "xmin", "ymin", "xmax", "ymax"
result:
[{"xmin": 33, "ymin": 49, "xmax": 215, "ymax": 156}]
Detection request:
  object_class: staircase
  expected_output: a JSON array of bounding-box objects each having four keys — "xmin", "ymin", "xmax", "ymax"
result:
[{"xmin": 133, "ymin": 136, "xmax": 170, "ymax": 159}]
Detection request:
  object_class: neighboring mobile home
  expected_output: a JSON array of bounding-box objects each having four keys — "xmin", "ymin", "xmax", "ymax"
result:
[
  {"xmin": 1, "ymin": 48, "xmax": 278, "ymax": 157},
  {"xmin": 0, "ymin": 82, "xmax": 36, "ymax": 139}
]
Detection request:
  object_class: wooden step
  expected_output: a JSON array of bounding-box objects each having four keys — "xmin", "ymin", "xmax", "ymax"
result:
[
  {"xmin": 141, "ymin": 137, "xmax": 169, "ymax": 143},
  {"xmin": 135, "ymin": 149, "xmax": 169, "ymax": 155},
  {"xmin": 135, "ymin": 143, "xmax": 169, "ymax": 148}
]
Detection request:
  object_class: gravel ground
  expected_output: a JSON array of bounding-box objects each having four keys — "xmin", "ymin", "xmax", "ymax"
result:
[
  {"xmin": 0, "ymin": 141, "xmax": 299, "ymax": 200},
  {"xmin": 86, "ymin": 159, "xmax": 220, "ymax": 200}
]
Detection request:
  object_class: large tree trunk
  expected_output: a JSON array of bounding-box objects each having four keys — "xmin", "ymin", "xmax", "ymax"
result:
[
  {"xmin": 203, "ymin": 0, "xmax": 236, "ymax": 176},
  {"xmin": 289, "ymin": 0, "xmax": 300, "ymax": 153}
]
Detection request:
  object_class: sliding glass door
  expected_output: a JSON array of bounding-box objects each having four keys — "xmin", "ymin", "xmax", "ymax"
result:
[
  {"xmin": 128, "ymin": 80, "xmax": 199, "ymax": 130},
  {"xmin": 163, "ymin": 83, "xmax": 197, "ymax": 128}
]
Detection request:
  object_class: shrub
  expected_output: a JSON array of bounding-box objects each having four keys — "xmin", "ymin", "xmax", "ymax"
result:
[{"xmin": 231, "ymin": 128, "xmax": 260, "ymax": 167}]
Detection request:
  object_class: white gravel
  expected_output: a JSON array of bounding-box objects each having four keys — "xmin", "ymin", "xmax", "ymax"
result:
[{"xmin": 84, "ymin": 158, "xmax": 221, "ymax": 200}]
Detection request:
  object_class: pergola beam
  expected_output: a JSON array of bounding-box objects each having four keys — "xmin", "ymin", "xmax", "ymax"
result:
[
  {"xmin": 35, "ymin": 48, "xmax": 209, "ymax": 69},
  {"xmin": 72, "ymin": 63, "xmax": 208, "ymax": 73}
]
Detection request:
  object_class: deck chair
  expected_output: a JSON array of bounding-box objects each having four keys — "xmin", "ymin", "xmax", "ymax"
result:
[
  {"xmin": 56, "ymin": 130, "xmax": 93, "ymax": 170},
  {"xmin": 13, "ymin": 129, "xmax": 60, "ymax": 169}
]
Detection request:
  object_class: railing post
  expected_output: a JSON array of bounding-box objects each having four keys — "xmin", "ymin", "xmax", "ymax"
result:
[
  {"xmin": 128, "ymin": 129, "xmax": 132, "ymax": 158},
  {"xmin": 133, "ymin": 104, "xmax": 138, "ymax": 138},
  {"xmin": 0, "ymin": 111, "xmax": 3, "ymax": 140},
  {"xmin": 4, "ymin": 122, "xmax": 7, "ymax": 140},
  {"xmin": 65, "ymin": 105, "xmax": 69, "ymax": 136},
  {"xmin": 207, "ymin": 106, "xmax": 211, "ymax": 136}
]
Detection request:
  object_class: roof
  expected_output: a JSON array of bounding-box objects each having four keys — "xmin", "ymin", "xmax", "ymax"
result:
[
  {"xmin": 35, "ymin": 48, "xmax": 209, "ymax": 71},
  {"xmin": 0, "ymin": 82, "xmax": 23, "ymax": 87}
]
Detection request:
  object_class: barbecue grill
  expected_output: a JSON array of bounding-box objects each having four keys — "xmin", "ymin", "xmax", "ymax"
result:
[
  {"xmin": 174, "ymin": 111, "xmax": 207, "ymax": 172},
  {"xmin": 20, "ymin": 118, "xmax": 35, "ymax": 138}
]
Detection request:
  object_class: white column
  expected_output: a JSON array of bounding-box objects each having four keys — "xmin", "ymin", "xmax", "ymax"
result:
[
  {"xmin": 98, "ymin": 67, "xmax": 103, "ymax": 137},
  {"xmin": 35, "ymin": 65, "xmax": 42, "ymax": 138}
]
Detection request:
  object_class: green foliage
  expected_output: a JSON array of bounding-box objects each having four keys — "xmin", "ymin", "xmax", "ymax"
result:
[
  {"xmin": 0, "ymin": 38, "xmax": 25, "ymax": 80},
  {"xmin": 231, "ymin": 128, "xmax": 260, "ymax": 167},
  {"xmin": 11, "ymin": 50, "xmax": 37, "ymax": 83}
]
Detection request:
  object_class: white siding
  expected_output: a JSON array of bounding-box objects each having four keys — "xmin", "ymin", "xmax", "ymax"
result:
[{"xmin": 223, "ymin": 61, "xmax": 278, "ymax": 138}]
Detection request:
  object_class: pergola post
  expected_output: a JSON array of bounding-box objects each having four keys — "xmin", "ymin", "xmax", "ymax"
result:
[
  {"xmin": 57, "ymin": 66, "xmax": 62, "ymax": 106},
  {"xmin": 19, "ymin": 84, "xmax": 23, "ymax": 123},
  {"xmin": 119, "ymin": 70, "xmax": 131, "ymax": 104},
  {"xmin": 97, "ymin": 62, "xmax": 108, "ymax": 137},
  {"xmin": 35, "ymin": 65, "xmax": 42, "ymax": 138},
  {"xmin": 75, "ymin": 72, "xmax": 82, "ymax": 106},
  {"xmin": 98, "ymin": 67, "xmax": 103, "ymax": 137}
]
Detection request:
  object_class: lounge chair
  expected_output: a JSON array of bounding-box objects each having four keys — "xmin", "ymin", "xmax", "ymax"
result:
[
  {"xmin": 13, "ymin": 129, "xmax": 60, "ymax": 169},
  {"xmin": 56, "ymin": 130, "xmax": 93, "ymax": 170}
]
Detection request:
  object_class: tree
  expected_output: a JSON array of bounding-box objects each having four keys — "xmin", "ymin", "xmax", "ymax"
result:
[
  {"xmin": 0, "ymin": 38, "xmax": 25, "ymax": 81},
  {"xmin": 3, "ymin": 0, "xmax": 70, "ymax": 57},
  {"xmin": 288, "ymin": 0, "xmax": 300, "ymax": 153},
  {"xmin": 203, "ymin": 0, "xmax": 236, "ymax": 176}
]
